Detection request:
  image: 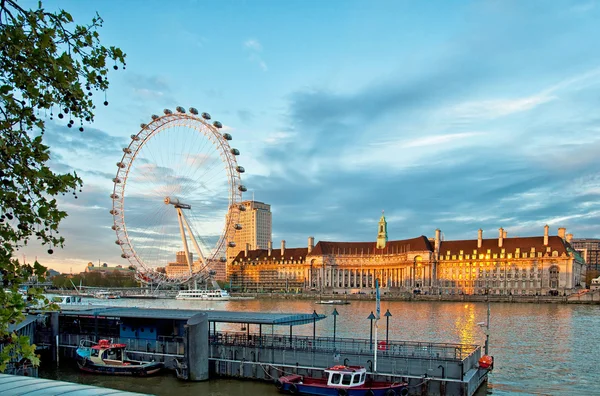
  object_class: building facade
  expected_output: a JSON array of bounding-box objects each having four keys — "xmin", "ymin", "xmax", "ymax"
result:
[
  {"xmin": 225, "ymin": 200, "xmax": 272, "ymax": 278},
  {"xmin": 572, "ymin": 238, "xmax": 600, "ymax": 271},
  {"xmin": 228, "ymin": 214, "xmax": 586, "ymax": 296}
]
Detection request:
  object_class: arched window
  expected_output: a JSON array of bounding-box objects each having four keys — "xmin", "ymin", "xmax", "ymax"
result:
[{"xmin": 549, "ymin": 265, "xmax": 559, "ymax": 289}]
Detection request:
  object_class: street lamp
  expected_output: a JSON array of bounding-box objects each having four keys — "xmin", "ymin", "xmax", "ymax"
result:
[
  {"xmin": 367, "ymin": 311, "xmax": 376, "ymax": 350},
  {"xmin": 332, "ymin": 308, "xmax": 339, "ymax": 346},
  {"xmin": 413, "ymin": 257, "xmax": 416, "ymax": 290},
  {"xmin": 312, "ymin": 310, "xmax": 318, "ymax": 349},
  {"xmin": 384, "ymin": 309, "xmax": 392, "ymax": 345}
]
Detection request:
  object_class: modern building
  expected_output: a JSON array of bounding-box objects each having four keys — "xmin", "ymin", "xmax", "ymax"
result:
[
  {"xmin": 165, "ymin": 251, "xmax": 200, "ymax": 278},
  {"xmin": 229, "ymin": 213, "xmax": 586, "ymax": 296},
  {"xmin": 571, "ymin": 238, "xmax": 600, "ymax": 271},
  {"xmin": 225, "ymin": 200, "xmax": 272, "ymax": 279}
]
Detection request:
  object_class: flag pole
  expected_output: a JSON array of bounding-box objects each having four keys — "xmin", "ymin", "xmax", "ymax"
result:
[{"xmin": 374, "ymin": 278, "xmax": 380, "ymax": 372}]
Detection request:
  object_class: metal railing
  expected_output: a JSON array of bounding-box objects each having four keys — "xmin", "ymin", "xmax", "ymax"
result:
[{"xmin": 210, "ymin": 332, "xmax": 478, "ymax": 361}]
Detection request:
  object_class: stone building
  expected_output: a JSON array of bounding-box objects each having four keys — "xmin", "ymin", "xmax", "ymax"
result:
[{"xmin": 228, "ymin": 213, "xmax": 586, "ymax": 295}]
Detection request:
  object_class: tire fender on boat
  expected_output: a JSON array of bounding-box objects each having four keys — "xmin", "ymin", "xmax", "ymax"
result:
[
  {"xmin": 384, "ymin": 389, "xmax": 397, "ymax": 396},
  {"xmin": 400, "ymin": 388, "xmax": 409, "ymax": 396},
  {"xmin": 289, "ymin": 383, "xmax": 298, "ymax": 395},
  {"xmin": 275, "ymin": 380, "xmax": 283, "ymax": 390},
  {"xmin": 337, "ymin": 389, "xmax": 348, "ymax": 396}
]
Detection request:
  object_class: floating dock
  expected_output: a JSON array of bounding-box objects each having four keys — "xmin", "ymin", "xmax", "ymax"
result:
[{"xmin": 31, "ymin": 306, "xmax": 489, "ymax": 396}]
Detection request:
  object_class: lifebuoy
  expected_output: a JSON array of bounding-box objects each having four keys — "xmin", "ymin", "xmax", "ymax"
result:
[
  {"xmin": 400, "ymin": 387, "xmax": 409, "ymax": 396},
  {"xmin": 377, "ymin": 341, "xmax": 387, "ymax": 351},
  {"xmin": 289, "ymin": 383, "xmax": 299, "ymax": 395},
  {"xmin": 275, "ymin": 380, "xmax": 283, "ymax": 390},
  {"xmin": 337, "ymin": 389, "xmax": 348, "ymax": 396},
  {"xmin": 385, "ymin": 389, "xmax": 397, "ymax": 396}
]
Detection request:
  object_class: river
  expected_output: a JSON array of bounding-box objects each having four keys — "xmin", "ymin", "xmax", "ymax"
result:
[{"xmin": 39, "ymin": 297, "xmax": 600, "ymax": 395}]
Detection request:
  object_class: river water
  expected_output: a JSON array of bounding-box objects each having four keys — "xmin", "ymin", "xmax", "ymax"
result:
[{"xmin": 39, "ymin": 297, "xmax": 600, "ymax": 396}]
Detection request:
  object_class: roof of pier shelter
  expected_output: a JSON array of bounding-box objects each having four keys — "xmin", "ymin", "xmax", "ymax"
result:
[
  {"xmin": 0, "ymin": 373, "xmax": 149, "ymax": 395},
  {"xmin": 439, "ymin": 236, "xmax": 569, "ymax": 256},
  {"xmin": 311, "ymin": 236, "xmax": 433, "ymax": 256},
  {"xmin": 233, "ymin": 247, "xmax": 308, "ymax": 262},
  {"xmin": 58, "ymin": 306, "xmax": 325, "ymax": 326}
]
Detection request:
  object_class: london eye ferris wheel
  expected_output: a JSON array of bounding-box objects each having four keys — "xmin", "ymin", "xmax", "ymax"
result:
[{"xmin": 110, "ymin": 107, "xmax": 246, "ymax": 286}]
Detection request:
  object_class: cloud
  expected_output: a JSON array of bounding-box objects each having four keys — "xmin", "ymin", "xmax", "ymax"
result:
[
  {"xmin": 243, "ymin": 39, "xmax": 268, "ymax": 71},
  {"xmin": 125, "ymin": 73, "xmax": 175, "ymax": 102}
]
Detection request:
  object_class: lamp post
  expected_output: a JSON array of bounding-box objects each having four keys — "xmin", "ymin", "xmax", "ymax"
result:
[
  {"xmin": 332, "ymin": 308, "xmax": 339, "ymax": 346},
  {"xmin": 367, "ymin": 311, "xmax": 376, "ymax": 350},
  {"xmin": 384, "ymin": 309, "xmax": 392, "ymax": 345},
  {"xmin": 413, "ymin": 256, "xmax": 417, "ymax": 290},
  {"xmin": 312, "ymin": 310, "xmax": 318, "ymax": 349}
]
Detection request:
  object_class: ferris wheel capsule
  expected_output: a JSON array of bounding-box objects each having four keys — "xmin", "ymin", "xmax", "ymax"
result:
[
  {"xmin": 110, "ymin": 193, "xmax": 119, "ymax": 199},
  {"xmin": 151, "ymin": 114, "xmax": 159, "ymax": 120},
  {"xmin": 222, "ymin": 133, "xmax": 232, "ymax": 140},
  {"xmin": 238, "ymin": 185, "xmax": 247, "ymax": 192},
  {"xmin": 219, "ymin": 257, "xmax": 227, "ymax": 262},
  {"xmin": 201, "ymin": 112, "xmax": 211, "ymax": 120},
  {"xmin": 123, "ymin": 148, "xmax": 132, "ymax": 154},
  {"xmin": 238, "ymin": 204, "xmax": 246, "ymax": 211},
  {"xmin": 236, "ymin": 166, "xmax": 245, "ymax": 173},
  {"xmin": 228, "ymin": 241, "xmax": 236, "ymax": 247},
  {"xmin": 140, "ymin": 123, "xmax": 148, "ymax": 129},
  {"xmin": 115, "ymin": 240, "xmax": 123, "ymax": 245},
  {"xmin": 213, "ymin": 121, "xmax": 223, "ymax": 128},
  {"xmin": 131, "ymin": 134, "xmax": 140, "ymax": 141},
  {"xmin": 117, "ymin": 162, "xmax": 125, "ymax": 168},
  {"xmin": 164, "ymin": 109, "xmax": 173, "ymax": 115},
  {"xmin": 234, "ymin": 224, "xmax": 243, "ymax": 230},
  {"xmin": 109, "ymin": 209, "xmax": 119, "ymax": 215},
  {"xmin": 231, "ymin": 148, "xmax": 240, "ymax": 155},
  {"xmin": 113, "ymin": 178, "xmax": 121, "ymax": 183},
  {"xmin": 111, "ymin": 225, "xmax": 120, "ymax": 230},
  {"xmin": 176, "ymin": 106, "xmax": 186, "ymax": 113},
  {"xmin": 189, "ymin": 107, "xmax": 199, "ymax": 115}
]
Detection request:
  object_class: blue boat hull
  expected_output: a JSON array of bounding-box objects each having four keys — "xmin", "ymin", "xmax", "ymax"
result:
[{"xmin": 277, "ymin": 381, "xmax": 408, "ymax": 396}]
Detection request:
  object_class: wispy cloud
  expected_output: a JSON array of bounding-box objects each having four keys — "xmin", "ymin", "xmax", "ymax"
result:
[{"xmin": 243, "ymin": 38, "xmax": 268, "ymax": 71}]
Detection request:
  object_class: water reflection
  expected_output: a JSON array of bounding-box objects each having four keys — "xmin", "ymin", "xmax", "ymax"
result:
[{"xmin": 48, "ymin": 296, "xmax": 600, "ymax": 395}]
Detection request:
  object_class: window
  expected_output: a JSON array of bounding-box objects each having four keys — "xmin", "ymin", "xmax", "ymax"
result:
[
  {"xmin": 331, "ymin": 373, "xmax": 341, "ymax": 384},
  {"xmin": 352, "ymin": 374, "xmax": 361, "ymax": 384},
  {"xmin": 342, "ymin": 374, "xmax": 352, "ymax": 385}
]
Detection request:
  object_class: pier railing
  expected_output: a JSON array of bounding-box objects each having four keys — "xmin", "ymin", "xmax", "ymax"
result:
[{"xmin": 209, "ymin": 332, "xmax": 478, "ymax": 361}]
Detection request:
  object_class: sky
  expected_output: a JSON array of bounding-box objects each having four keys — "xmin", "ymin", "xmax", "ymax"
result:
[{"xmin": 18, "ymin": 0, "xmax": 600, "ymax": 274}]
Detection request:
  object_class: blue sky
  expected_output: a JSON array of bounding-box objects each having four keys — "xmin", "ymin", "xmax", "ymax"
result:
[{"xmin": 21, "ymin": 0, "xmax": 600, "ymax": 273}]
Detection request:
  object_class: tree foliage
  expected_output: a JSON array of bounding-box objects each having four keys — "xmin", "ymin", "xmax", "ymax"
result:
[{"xmin": 0, "ymin": 0, "xmax": 125, "ymax": 371}]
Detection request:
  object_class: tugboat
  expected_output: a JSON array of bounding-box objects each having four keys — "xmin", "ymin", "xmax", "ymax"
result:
[
  {"xmin": 275, "ymin": 365, "xmax": 409, "ymax": 396},
  {"xmin": 76, "ymin": 339, "xmax": 163, "ymax": 376}
]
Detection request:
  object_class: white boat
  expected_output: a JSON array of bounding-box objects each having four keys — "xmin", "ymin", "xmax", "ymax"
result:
[
  {"xmin": 176, "ymin": 289, "xmax": 230, "ymax": 300},
  {"xmin": 94, "ymin": 290, "xmax": 121, "ymax": 299}
]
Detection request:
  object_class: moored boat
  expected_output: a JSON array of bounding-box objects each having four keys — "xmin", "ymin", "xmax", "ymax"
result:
[
  {"xmin": 316, "ymin": 300, "xmax": 350, "ymax": 305},
  {"xmin": 275, "ymin": 365, "xmax": 408, "ymax": 396},
  {"xmin": 76, "ymin": 339, "xmax": 163, "ymax": 376},
  {"xmin": 176, "ymin": 289, "xmax": 230, "ymax": 300}
]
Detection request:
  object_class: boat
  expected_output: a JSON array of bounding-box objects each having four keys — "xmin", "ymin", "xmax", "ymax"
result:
[
  {"xmin": 76, "ymin": 339, "xmax": 163, "ymax": 376},
  {"xmin": 275, "ymin": 365, "xmax": 408, "ymax": 396},
  {"xmin": 176, "ymin": 289, "xmax": 230, "ymax": 300},
  {"xmin": 94, "ymin": 290, "xmax": 121, "ymax": 299},
  {"xmin": 316, "ymin": 300, "xmax": 350, "ymax": 305}
]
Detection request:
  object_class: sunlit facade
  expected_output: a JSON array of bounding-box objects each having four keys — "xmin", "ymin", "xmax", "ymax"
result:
[{"xmin": 228, "ymin": 214, "xmax": 586, "ymax": 295}]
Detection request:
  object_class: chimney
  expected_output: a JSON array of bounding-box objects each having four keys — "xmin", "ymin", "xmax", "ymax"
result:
[
  {"xmin": 281, "ymin": 240, "xmax": 286, "ymax": 256},
  {"xmin": 498, "ymin": 227, "xmax": 504, "ymax": 247},
  {"xmin": 268, "ymin": 241, "xmax": 272, "ymax": 256},
  {"xmin": 503, "ymin": 230, "xmax": 507, "ymax": 239},
  {"xmin": 558, "ymin": 227, "xmax": 566, "ymax": 240},
  {"xmin": 434, "ymin": 229, "xmax": 441, "ymax": 256},
  {"xmin": 477, "ymin": 229, "xmax": 483, "ymax": 248},
  {"xmin": 566, "ymin": 233, "xmax": 573, "ymax": 243},
  {"xmin": 308, "ymin": 236, "xmax": 314, "ymax": 254},
  {"xmin": 543, "ymin": 225, "xmax": 549, "ymax": 246},
  {"xmin": 245, "ymin": 243, "xmax": 249, "ymax": 257}
]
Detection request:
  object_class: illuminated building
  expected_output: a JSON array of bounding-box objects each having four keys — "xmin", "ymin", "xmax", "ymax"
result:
[
  {"xmin": 225, "ymin": 200, "xmax": 272, "ymax": 279},
  {"xmin": 229, "ymin": 213, "xmax": 586, "ymax": 295}
]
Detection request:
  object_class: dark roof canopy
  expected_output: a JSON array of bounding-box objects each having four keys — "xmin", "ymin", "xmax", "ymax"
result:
[
  {"xmin": 58, "ymin": 306, "xmax": 325, "ymax": 326},
  {"xmin": 311, "ymin": 236, "xmax": 433, "ymax": 256},
  {"xmin": 0, "ymin": 373, "xmax": 148, "ymax": 395}
]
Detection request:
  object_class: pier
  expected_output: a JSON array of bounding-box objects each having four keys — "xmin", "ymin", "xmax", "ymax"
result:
[{"xmin": 29, "ymin": 306, "xmax": 489, "ymax": 396}]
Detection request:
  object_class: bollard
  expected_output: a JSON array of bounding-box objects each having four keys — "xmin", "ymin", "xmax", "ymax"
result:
[{"xmin": 184, "ymin": 313, "xmax": 209, "ymax": 381}]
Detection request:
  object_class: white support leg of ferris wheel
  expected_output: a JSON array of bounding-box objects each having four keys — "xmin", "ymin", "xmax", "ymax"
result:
[
  {"xmin": 176, "ymin": 207, "xmax": 193, "ymax": 274},
  {"xmin": 180, "ymin": 208, "xmax": 207, "ymax": 271}
]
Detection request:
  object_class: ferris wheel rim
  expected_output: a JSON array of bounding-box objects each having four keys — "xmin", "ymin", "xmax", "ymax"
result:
[{"xmin": 110, "ymin": 109, "xmax": 245, "ymax": 285}]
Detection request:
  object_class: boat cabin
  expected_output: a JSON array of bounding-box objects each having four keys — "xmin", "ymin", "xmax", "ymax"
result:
[
  {"xmin": 84, "ymin": 339, "xmax": 129, "ymax": 366},
  {"xmin": 51, "ymin": 295, "xmax": 83, "ymax": 305},
  {"xmin": 324, "ymin": 365, "xmax": 366, "ymax": 388}
]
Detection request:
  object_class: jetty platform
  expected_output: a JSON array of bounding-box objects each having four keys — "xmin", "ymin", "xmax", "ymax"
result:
[{"xmin": 30, "ymin": 306, "xmax": 489, "ymax": 396}]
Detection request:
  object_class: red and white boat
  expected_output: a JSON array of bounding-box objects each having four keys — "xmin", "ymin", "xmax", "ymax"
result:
[{"xmin": 275, "ymin": 365, "xmax": 408, "ymax": 396}]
